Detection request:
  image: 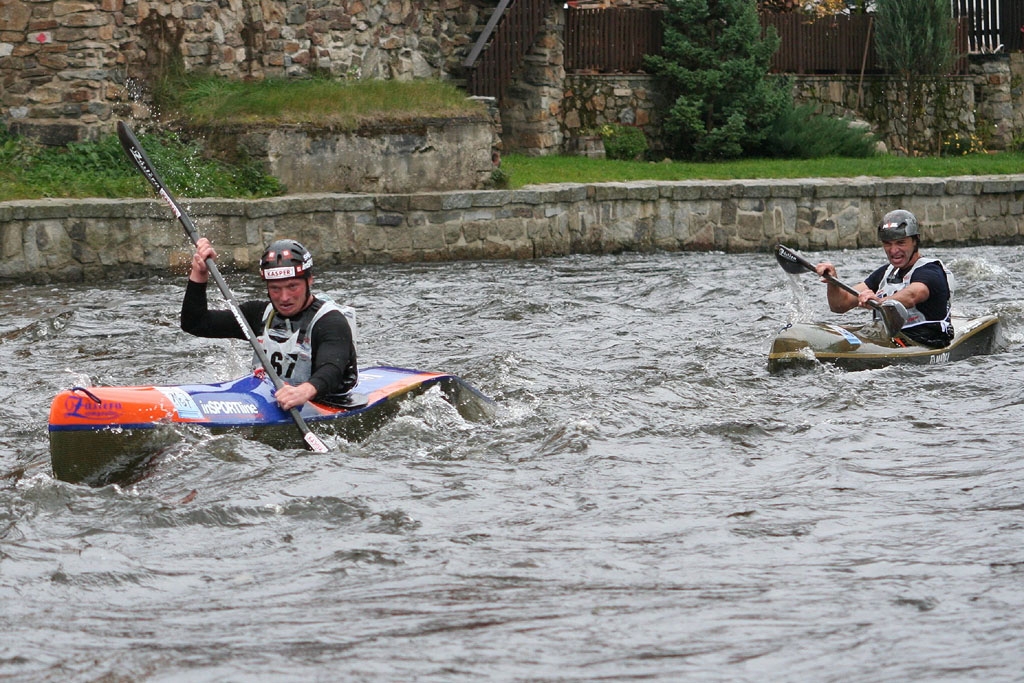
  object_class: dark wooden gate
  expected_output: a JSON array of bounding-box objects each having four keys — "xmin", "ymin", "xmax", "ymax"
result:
[{"xmin": 464, "ymin": 0, "xmax": 549, "ymax": 103}]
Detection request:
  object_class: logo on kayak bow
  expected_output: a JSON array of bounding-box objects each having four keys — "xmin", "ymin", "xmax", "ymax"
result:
[{"xmin": 64, "ymin": 395, "xmax": 123, "ymax": 421}]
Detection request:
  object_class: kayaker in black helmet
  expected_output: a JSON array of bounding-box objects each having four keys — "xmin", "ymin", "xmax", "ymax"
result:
[
  {"xmin": 181, "ymin": 237, "xmax": 358, "ymax": 410},
  {"xmin": 813, "ymin": 209, "xmax": 955, "ymax": 348}
]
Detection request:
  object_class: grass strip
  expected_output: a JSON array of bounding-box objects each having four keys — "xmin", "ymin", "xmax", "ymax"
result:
[
  {"xmin": 500, "ymin": 153, "xmax": 1024, "ymax": 188},
  {"xmin": 171, "ymin": 77, "xmax": 486, "ymax": 128}
]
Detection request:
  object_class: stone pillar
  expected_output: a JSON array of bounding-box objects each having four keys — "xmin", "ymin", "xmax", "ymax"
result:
[
  {"xmin": 1010, "ymin": 52, "xmax": 1024, "ymax": 145},
  {"xmin": 970, "ymin": 54, "xmax": 1013, "ymax": 151},
  {"xmin": 498, "ymin": 4, "xmax": 565, "ymax": 156}
]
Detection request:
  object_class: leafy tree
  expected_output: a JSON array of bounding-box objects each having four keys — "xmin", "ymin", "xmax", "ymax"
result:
[
  {"xmin": 874, "ymin": 0, "xmax": 958, "ymax": 154},
  {"xmin": 758, "ymin": 0, "xmax": 868, "ymax": 16},
  {"xmin": 645, "ymin": 0, "xmax": 790, "ymax": 160}
]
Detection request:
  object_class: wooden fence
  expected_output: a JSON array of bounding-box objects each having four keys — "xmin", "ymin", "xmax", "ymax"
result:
[
  {"xmin": 565, "ymin": 10, "xmax": 971, "ymax": 76},
  {"xmin": 952, "ymin": 0, "xmax": 999, "ymax": 52},
  {"xmin": 564, "ymin": 7, "xmax": 663, "ymax": 73},
  {"xmin": 995, "ymin": 0, "xmax": 1024, "ymax": 52},
  {"xmin": 763, "ymin": 13, "xmax": 969, "ymax": 75},
  {"xmin": 471, "ymin": 2, "xmax": 1017, "ymax": 100}
]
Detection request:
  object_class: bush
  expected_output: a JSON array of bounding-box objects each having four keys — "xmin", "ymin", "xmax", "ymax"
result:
[
  {"xmin": 942, "ymin": 131, "xmax": 985, "ymax": 156},
  {"xmin": 0, "ymin": 125, "xmax": 284, "ymax": 201},
  {"xmin": 0, "ymin": 123, "xmax": 38, "ymax": 167},
  {"xmin": 1009, "ymin": 131, "xmax": 1024, "ymax": 154},
  {"xmin": 758, "ymin": 104, "xmax": 878, "ymax": 158},
  {"xmin": 599, "ymin": 124, "xmax": 649, "ymax": 161},
  {"xmin": 491, "ymin": 166, "xmax": 511, "ymax": 188}
]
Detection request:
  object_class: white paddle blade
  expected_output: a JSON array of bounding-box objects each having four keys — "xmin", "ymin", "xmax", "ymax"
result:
[
  {"xmin": 878, "ymin": 299, "xmax": 909, "ymax": 334},
  {"xmin": 304, "ymin": 431, "xmax": 330, "ymax": 453}
]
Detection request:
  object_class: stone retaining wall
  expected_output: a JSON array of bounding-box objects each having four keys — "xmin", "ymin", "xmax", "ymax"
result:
[
  {"xmin": 791, "ymin": 74, "xmax": 977, "ymax": 154},
  {"xmin": 561, "ymin": 74, "xmax": 666, "ymax": 155},
  {"xmin": 0, "ymin": 0, "xmax": 491, "ymax": 144},
  {"xmin": 197, "ymin": 115, "xmax": 498, "ymax": 194},
  {"xmin": 561, "ymin": 71, "xmax": 988, "ymax": 158},
  {"xmin": 3, "ymin": 177, "xmax": 1024, "ymax": 283}
]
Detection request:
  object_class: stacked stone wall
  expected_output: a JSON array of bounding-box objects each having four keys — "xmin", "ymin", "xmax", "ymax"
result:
[
  {"xmin": 790, "ymin": 74, "xmax": 978, "ymax": 154},
  {"xmin": 4, "ymin": 176, "xmax": 1024, "ymax": 283},
  {"xmin": 557, "ymin": 65, "xmax": 1009, "ymax": 160},
  {"xmin": 0, "ymin": 0, "xmax": 493, "ymax": 144},
  {"xmin": 561, "ymin": 74, "xmax": 665, "ymax": 154}
]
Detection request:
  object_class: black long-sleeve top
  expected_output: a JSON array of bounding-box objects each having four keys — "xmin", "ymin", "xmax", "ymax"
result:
[{"xmin": 180, "ymin": 280, "xmax": 357, "ymax": 398}]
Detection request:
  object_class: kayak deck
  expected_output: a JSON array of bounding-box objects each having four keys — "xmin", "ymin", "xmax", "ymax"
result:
[
  {"xmin": 49, "ymin": 365, "xmax": 492, "ymax": 486},
  {"xmin": 768, "ymin": 315, "xmax": 1001, "ymax": 373}
]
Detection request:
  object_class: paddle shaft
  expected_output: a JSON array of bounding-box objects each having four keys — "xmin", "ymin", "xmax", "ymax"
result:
[
  {"xmin": 116, "ymin": 121, "xmax": 328, "ymax": 453},
  {"xmin": 775, "ymin": 244, "xmax": 905, "ymax": 338},
  {"xmin": 777, "ymin": 244, "xmax": 886, "ymax": 311}
]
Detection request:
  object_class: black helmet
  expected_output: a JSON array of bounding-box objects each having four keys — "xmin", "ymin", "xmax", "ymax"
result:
[
  {"xmin": 877, "ymin": 210, "xmax": 920, "ymax": 242},
  {"xmin": 259, "ymin": 239, "xmax": 313, "ymax": 280}
]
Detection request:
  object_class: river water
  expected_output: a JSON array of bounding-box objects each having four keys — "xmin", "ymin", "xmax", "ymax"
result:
[{"xmin": 3, "ymin": 245, "xmax": 1024, "ymax": 681}]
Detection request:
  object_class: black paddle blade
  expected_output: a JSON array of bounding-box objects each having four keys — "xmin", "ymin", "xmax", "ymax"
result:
[
  {"xmin": 775, "ymin": 244, "xmax": 813, "ymax": 275},
  {"xmin": 116, "ymin": 121, "xmax": 167, "ymax": 195}
]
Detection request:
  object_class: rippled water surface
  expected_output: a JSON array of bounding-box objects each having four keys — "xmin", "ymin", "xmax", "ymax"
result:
[{"xmin": 3, "ymin": 246, "xmax": 1024, "ymax": 681}]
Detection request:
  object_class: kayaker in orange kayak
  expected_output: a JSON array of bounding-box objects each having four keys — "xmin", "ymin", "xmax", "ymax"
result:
[{"xmin": 181, "ymin": 237, "xmax": 358, "ymax": 410}]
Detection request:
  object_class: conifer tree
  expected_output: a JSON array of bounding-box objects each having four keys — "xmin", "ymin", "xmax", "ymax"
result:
[
  {"xmin": 874, "ymin": 0, "xmax": 958, "ymax": 155},
  {"xmin": 645, "ymin": 0, "xmax": 789, "ymax": 160}
]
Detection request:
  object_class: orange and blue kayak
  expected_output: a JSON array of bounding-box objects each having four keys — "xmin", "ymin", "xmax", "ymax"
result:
[{"xmin": 49, "ymin": 365, "xmax": 491, "ymax": 486}]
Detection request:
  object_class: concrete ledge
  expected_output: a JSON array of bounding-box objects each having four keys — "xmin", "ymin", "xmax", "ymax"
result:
[{"xmin": 3, "ymin": 176, "xmax": 1024, "ymax": 283}]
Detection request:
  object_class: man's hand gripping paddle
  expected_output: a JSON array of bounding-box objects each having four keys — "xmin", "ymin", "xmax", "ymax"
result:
[
  {"xmin": 116, "ymin": 121, "xmax": 329, "ymax": 453},
  {"xmin": 775, "ymin": 244, "xmax": 908, "ymax": 339}
]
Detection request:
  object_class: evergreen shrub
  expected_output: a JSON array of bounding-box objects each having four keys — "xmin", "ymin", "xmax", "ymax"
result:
[
  {"xmin": 644, "ymin": 0, "xmax": 789, "ymax": 160},
  {"xmin": 759, "ymin": 104, "xmax": 879, "ymax": 158}
]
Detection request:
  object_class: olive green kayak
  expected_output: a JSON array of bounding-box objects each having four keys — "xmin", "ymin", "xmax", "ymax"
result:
[{"xmin": 768, "ymin": 314, "xmax": 1001, "ymax": 373}]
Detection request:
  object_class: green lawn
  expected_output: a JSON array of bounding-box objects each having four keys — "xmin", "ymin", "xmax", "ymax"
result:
[{"xmin": 500, "ymin": 152, "xmax": 1024, "ymax": 188}]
